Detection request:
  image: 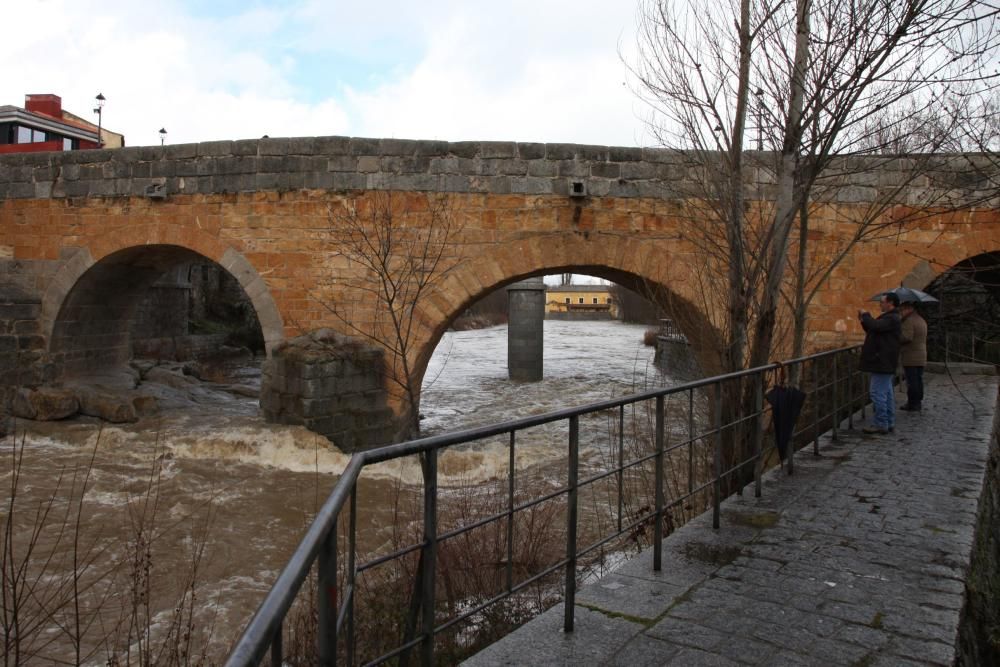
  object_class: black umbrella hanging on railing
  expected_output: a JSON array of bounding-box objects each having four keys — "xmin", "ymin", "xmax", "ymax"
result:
[{"xmin": 765, "ymin": 363, "xmax": 807, "ymax": 462}]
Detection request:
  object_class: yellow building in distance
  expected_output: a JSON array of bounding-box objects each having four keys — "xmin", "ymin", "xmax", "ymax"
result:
[{"xmin": 545, "ymin": 284, "xmax": 619, "ymax": 319}]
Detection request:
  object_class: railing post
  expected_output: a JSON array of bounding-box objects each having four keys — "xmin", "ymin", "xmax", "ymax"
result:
[
  {"xmin": 507, "ymin": 431, "xmax": 515, "ymax": 594},
  {"xmin": 270, "ymin": 623, "xmax": 283, "ymax": 667},
  {"xmin": 831, "ymin": 355, "xmax": 839, "ymax": 442},
  {"xmin": 713, "ymin": 382, "xmax": 722, "ymax": 529},
  {"xmin": 421, "ymin": 450, "xmax": 438, "ymax": 666},
  {"xmin": 687, "ymin": 390, "xmax": 695, "ymax": 495},
  {"xmin": 347, "ymin": 488, "xmax": 357, "ymax": 667},
  {"xmin": 653, "ymin": 395, "xmax": 665, "ymax": 571},
  {"xmin": 812, "ymin": 359, "xmax": 820, "ymax": 455},
  {"xmin": 753, "ymin": 370, "xmax": 764, "ymax": 498},
  {"xmin": 617, "ymin": 405, "xmax": 624, "ymax": 534},
  {"xmin": 847, "ymin": 352, "xmax": 855, "ymax": 430},
  {"xmin": 787, "ymin": 364, "xmax": 796, "ymax": 476},
  {"xmin": 318, "ymin": 518, "xmax": 338, "ymax": 667},
  {"xmin": 564, "ymin": 415, "xmax": 579, "ymax": 633}
]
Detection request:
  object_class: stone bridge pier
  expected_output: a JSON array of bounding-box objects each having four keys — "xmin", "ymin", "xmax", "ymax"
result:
[{"xmin": 1, "ymin": 136, "xmax": 999, "ymax": 449}]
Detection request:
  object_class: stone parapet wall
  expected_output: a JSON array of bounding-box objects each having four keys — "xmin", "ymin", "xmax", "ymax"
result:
[{"xmin": 0, "ymin": 137, "xmax": 994, "ymax": 206}]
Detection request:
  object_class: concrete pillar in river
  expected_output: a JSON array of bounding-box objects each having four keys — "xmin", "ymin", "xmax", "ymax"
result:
[{"xmin": 506, "ymin": 277, "xmax": 545, "ymax": 382}]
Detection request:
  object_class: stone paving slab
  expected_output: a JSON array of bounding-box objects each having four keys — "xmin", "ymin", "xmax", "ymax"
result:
[{"xmin": 464, "ymin": 375, "xmax": 997, "ymax": 666}]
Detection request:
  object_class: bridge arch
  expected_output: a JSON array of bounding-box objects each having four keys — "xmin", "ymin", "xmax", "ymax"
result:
[
  {"xmin": 42, "ymin": 225, "xmax": 283, "ymax": 375},
  {"xmin": 407, "ymin": 243, "xmax": 725, "ymax": 407},
  {"xmin": 916, "ymin": 250, "xmax": 1000, "ymax": 364}
]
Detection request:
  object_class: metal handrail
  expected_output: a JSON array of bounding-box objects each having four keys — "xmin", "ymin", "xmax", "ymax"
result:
[{"xmin": 226, "ymin": 345, "xmax": 863, "ymax": 667}]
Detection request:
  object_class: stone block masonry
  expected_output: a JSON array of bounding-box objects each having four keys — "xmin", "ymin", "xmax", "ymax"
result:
[
  {"xmin": 957, "ymin": 389, "xmax": 1000, "ymax": 665},
  {"xmin": 0, "ymin": 287, "xmax": 57, "ymax": 390},
  {"xmin": 0, "ymin": 136, "xmax": 995, "ymax": 207},
  {"xmin": 260, "ymin": 329, "xmax": 397, "ymax": 452},
  {"xmin": 506, "ymin": 277, "xmax": 545, "ymax": 382},
  {"xmin": 1, "ymin": 134, "xmax": 998, "ymax": 450}
]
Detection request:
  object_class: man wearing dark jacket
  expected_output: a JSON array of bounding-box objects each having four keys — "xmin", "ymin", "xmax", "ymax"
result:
[{"xmin": 858, "ymin": 292, "xmax": 902, "ymax": 434}]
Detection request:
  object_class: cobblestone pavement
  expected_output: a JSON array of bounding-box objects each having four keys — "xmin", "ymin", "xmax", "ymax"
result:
[{"xmin": 464, "ymin": 374, "xmax": 997, "ymax": 666}]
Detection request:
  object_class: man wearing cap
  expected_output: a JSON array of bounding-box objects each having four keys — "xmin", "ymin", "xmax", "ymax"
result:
[
  {"xmin": 898, "ymin": 301, "xmax": 928, "ymax": 411},
  {"xmin": 858, "ymin": 293, "xmax": 902, "ymax": 435}
]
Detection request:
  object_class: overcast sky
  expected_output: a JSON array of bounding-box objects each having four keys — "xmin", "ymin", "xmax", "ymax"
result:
[{"xmin": 5, "ymin": 0, "xmax": 655, "ymax": 149}]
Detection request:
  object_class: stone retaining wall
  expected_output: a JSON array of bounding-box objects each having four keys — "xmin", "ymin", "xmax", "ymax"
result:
[{"xmin": 958, "ymin": 389, "xmax": 1000, "ymax": 666}]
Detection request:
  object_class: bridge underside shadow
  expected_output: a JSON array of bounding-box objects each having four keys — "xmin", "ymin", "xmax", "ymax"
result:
[{"xmin": 49, "ymin": 245, "xmax": 266, "ymax": 377}]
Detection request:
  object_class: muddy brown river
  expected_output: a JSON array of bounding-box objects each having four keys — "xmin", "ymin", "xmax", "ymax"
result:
[{"xmin": 3, "ymin": 321, "xmax": 688, "ymax": 664}]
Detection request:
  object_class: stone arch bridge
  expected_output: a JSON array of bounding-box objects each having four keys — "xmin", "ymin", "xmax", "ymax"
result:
[{"xmin": 1, "ymin": 138, "xmax": 997, "ymax": 449}]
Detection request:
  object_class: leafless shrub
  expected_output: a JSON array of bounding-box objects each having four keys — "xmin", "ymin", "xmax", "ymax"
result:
[{"xmin": 1, "ymin": 423, "xmax": 217, "ymax": 667}]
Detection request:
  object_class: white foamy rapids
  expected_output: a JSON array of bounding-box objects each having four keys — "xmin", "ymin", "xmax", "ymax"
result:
[{"xmin": 162, "ymin": 422, "xmax": 352, "ymax": 474}]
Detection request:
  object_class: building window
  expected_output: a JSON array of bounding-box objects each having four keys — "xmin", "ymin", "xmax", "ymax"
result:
[
  {"xmin": 593, "ymin": 298, "xmax": 598, "ymax": 304},
  {"xmin": 565, "ymin": 297, "xmax": 570, "ymax": 303},
  {"xmin": 63, "ymin": 137, "xmax": 74, "ymax": 151},
  {"xmin": 578, "ymin": 298, "xmax": 584, "ymax": 304},
  {"xmin": 14, "ymin": 126, "xmax": 51, "ymax": 144}
]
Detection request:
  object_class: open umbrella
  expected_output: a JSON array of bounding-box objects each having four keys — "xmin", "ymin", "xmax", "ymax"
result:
[{"xmin": 870, "ymin": 286, "xmax": 939, "ymax": 304}]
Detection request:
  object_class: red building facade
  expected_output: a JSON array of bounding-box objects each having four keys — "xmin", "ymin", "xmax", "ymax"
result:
[{"xmin": 0, "ymin": 94, "xmax": 122, "ymax": 154}]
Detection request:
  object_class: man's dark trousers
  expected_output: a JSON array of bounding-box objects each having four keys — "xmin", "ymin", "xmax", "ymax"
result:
[{"xmin": 903, "ymin": 365, "xmax": 924, "ymax": 409}]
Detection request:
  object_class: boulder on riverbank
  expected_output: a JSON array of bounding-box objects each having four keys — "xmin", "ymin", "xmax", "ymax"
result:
[
  {"xmin": 10, "ymin": 359, "xmax": 258, "ymax": 425},
  {"xmin": 12, "ymin": 387, "xmax": 80, "ymax": 421},
  {"xmin": 75, "ymin": 387, "xmax": 139, "ymax": 423}
]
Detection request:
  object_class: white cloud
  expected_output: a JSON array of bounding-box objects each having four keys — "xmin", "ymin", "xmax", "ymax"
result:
[{"xmin": 1, "ymin": 0, "xmax": 652, "ymax": 148}]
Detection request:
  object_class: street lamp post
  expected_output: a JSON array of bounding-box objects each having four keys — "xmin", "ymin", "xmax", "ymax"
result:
[
  {"xmin": 93, "ymin": 93, "xmax": 105, "ymax": 148},
  {"xmin": 159, "ymin": 128, "xmax": 167, "ymax": 146}
]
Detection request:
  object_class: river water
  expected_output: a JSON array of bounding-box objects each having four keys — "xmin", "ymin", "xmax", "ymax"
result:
[{"xmin": 2, "ymin": 321, "xmax": 672, "ymax": 663}]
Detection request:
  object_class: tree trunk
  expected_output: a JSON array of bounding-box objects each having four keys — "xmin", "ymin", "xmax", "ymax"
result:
[
  {"xmin": 748, "ymin": 0, "xmax": 811, "ymax": 372},
  {"xmin": 723, "ymin": 0, "xmax": 753, "ymax": 376}
]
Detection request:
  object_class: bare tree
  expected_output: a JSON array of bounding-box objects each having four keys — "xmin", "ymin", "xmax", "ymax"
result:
[
  {"xmin": 630, "ymin": 0, "xmax": 999, "ymax": 490},
  {"xmin": 631, "ymin": 0, "xmax": 1000, "ymax": 370},
  {"xmin": 322, "ymin": 191, "xmax": 464, "ymax": 437}
]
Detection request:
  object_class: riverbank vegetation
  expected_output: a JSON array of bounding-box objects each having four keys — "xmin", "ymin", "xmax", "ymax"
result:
[{"xmin": 1, "ymin": 427, "xmax": 216, "ymax": 666}]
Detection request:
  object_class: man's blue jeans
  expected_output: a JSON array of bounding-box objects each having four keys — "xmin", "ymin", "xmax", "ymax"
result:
[{"xmin": 869, "ymin": 373, "xmax": 895, "ymax": 429}]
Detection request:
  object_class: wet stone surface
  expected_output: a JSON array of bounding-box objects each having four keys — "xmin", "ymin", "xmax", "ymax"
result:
[{"xmin": 464, "ymin": 374, "xmax": 997, "ymax": 666}]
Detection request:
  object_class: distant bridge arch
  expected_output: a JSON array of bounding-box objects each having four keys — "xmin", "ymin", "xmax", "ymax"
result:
[{"xmin": 411, "ymin": 257, "xmax": 723, "ymax": 393}]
